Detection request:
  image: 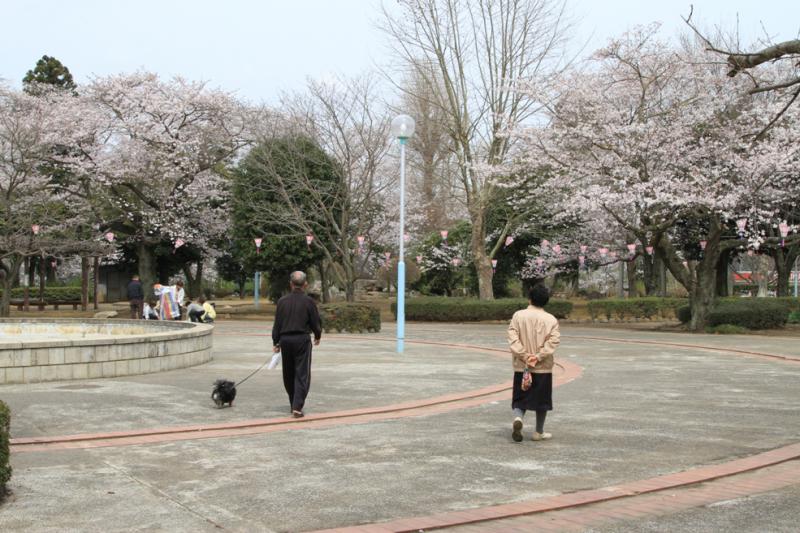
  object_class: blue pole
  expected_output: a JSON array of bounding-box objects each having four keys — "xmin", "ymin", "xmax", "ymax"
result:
[
  {"xmin": 254, "ymin": 271, "xmax": 260, "ymax": 310},
  {"xmin": 397, "ymin": 138, "xmax": 407, "ymax": 353}
]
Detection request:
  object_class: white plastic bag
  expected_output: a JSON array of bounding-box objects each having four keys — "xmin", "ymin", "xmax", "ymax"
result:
[{"xmin": 268, "ymin": 352, "xmax": 282, "ymax": 370}]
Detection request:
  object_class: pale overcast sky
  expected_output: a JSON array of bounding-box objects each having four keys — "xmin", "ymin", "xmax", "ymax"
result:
[{"xmin": 1, "ymin": 0, "xmax": 798, "ymax": 102}]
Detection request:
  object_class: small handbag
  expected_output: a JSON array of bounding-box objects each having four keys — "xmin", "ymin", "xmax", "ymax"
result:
[{"xmin": 521, "ymin": 368, "xmax": 533, "ymax": 391}]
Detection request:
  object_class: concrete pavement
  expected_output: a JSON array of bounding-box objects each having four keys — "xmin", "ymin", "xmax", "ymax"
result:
[{"xmin": 0, "ymin": 321, "xmax": 798, "ymax": 532}]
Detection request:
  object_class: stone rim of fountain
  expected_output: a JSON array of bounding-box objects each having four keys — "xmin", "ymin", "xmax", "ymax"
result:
[{"xmin": 0, "ymin": 318, "xmax": 214, "ymax": 384}]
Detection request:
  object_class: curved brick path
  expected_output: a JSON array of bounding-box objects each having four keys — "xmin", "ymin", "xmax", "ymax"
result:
[
  {"xmin": 9, "ymin": 339, "xmax": 581, "ymax": 453},
  {"xmin": 313, "ymin": 444, "xmax": 800, "ymax": 532}
]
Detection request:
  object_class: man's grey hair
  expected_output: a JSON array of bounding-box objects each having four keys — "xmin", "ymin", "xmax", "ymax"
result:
[{"xmin": 290, "ymin": 271, "xmax": 307, "ymax": 288}]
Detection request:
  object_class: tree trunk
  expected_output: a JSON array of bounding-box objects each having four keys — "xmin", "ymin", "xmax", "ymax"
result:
[
  {"xmin": 0, "ymin": 273, "xmax": 11, "ymax": 317},
  {"xmin": 715, "ymin": 249, "xmax": 731, "ymax": 297},
  {"xmin": 685, "ymin": 221, "xmax": 724, "ymax": 331},
  {"xmin": 136, "ymin": 241, "xmax": 158, "ymax": 295},
  {"xmin": 182, "ymin": 261, "xmax": 204, "ymax": 299},
  {"xmin": 93, "ymin": 257, "xmax": 99, "ymax": 309},
  {"xmin": 627, "ymin": 258, "xmax": 637, "ymax": 297},
  {"xmin": 80, "ymin": 257, "xmax": 89, "ymax": 311},
  {"xmin": 470, "ymin": 211, "xmax": 494, "ymax": 300},
  {"xmin": 39, "ymin": 255, "xmax": 46, "ymax": 305},
  {"xmin": 641, "ymin": 254, "xmax": 658, "ymax": 295},
  {"xmin": 776, "ymin": 260, "xmax": 790, "ymax": 297},
  {"xmin": 23, "ymin": 257, "xmax": 31, "ymax": 311},
  {"xmin": 195, "ymin": 261, "xmax": 204, "ymax": 298},
  {"xmin": 617, "ymin": 262, "xmax": 625, "ymax": 298},
  {"xmin": 238, "ymin": 275, "xmax": 246, "ymax": 299},
  {"xmin": 754, "ymin": 255, "xmax": 771, "ymax": 297},
  {"xmin": 773, "ymin": 245, "xmax": 799, "ymax": 297},
  {"xmin": 659, "ymin": 217, "xmax": 724, "ymax": 331},
  {"xmin": 344, "ymin": 280, "xmax": 355, "ymax": 302},
  {"xmin": 318, "ymin": 260, "xmax": 331, "ymax": 303},
  {"xmin": 689, "ymin": 271, "xmax": 716, "ymax": 331},
  {"xmin": 0, "ymin": 257, "xmax": 21, "ymax": 317}
]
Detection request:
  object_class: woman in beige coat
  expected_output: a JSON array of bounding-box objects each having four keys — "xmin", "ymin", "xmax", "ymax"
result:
[{"xmin": 507, "ymin": 284, "xmax": 561, "ymax": 442}]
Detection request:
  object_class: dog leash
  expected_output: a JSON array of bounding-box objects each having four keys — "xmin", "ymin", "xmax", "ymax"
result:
[{"xmin": 235, "ymin": 358, "xmax": 271, "ymax": 387}]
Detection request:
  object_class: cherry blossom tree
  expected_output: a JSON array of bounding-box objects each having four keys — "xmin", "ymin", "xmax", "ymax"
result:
[
  {"xmin": 0, "ymin": 85, "xmax": 108, "ymax": 315},
  {"xmin": 683, "ymin": 8, "xmax": 800, "ymax": 138},
  {"xmin": 62, "ymin": 72, "xmax": 249, "ymax": 291},
  {"xmin": 517, "ymin": 26, "xmax": 800, "ymax": 330}
]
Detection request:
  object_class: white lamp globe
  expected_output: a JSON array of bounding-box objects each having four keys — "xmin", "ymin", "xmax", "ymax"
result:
[{"xmin": 391, "ymin": 114, "xmax": 416, "ymax": 140}]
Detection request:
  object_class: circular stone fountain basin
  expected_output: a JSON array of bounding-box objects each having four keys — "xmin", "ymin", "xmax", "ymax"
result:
[{"xmin": 0, "ymin": 319, "xmax": 213, "ymax": 384}]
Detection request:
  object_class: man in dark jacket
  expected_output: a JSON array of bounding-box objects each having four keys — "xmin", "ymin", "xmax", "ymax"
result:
[
  {"xmin": 272, "ymin": 271, "xmax": 322, "ymax": 418},
  {"xmin": 126, "ymin": 275, "xmax": 144, "ymax": 319}
]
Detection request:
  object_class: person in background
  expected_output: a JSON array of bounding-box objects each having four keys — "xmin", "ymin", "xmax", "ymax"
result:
[
  {"xmin": 272, "ymin": 271, "xmax": 322, "ymax": 418},
  {"xmin": 175, "ymin": 280, "xmax": 186, "ymax": 318},
  {"xmin": 143, "ymin": 300, "xmax": 159, "ymax": 320},
  {"xmin": 507, "ymin": 284, "xmax": 561, "ymax": 442},
  {"xmin": 153, "ymin": 283, "xmax": 181, "ymax": 321},
  {"xmin": 127, "ymin": 275, "xmax": 144, "ymax": 319},
  {"xmin": 199, "ymin": 296, "xmax": 216, "ymax": 323},
  {"xmin": 186, "ymin": 298, "xmax": 204, "ymax": 322}
]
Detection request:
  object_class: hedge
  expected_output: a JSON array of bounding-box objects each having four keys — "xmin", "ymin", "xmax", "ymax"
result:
[
  {"xmin": 2, "ymin": 286, "xmax": 84, "ymax": 302},
  {"xmin": 390, "ymin": 297, "xmax": 573, "ymax": 322},
  {"xmin": 679, "ymin": 298, "xmax": 790, "ymax": 329},
  {"xmin": 707, "ymin": 299, "xmax": 789, "ymax": 330},
  {"xmin": 587, "ymin": 298, "xmax": 687, "ymax": 322},
  {"xmin": 0, "ymin": 400, "xmax": 10, "ymax": 492},
  {"xmin": 320, "ymin": 303, "xmax": 381, "ymax": 333}
]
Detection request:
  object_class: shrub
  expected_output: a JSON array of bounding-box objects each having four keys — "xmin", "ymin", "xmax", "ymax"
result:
[
  {"xmin": 706, "ymin": 324, "xmax": 749, "ymax": 334},
  {"xmin": 676, "ymin": 305, "xmax": 692, "ymax": 324},
  {"xmin": 788, "ymin": 311, "xmax": 800, "ymax": 324},
  {"xmin": 3, "ymin": 286, "xmax": 84, "ymax": 302},
  {"xmin": 391, "ymin": 297, "xmax": 572, "ymax": 321},
  {"xmin": 320, "ymin": 303, "xmax": 381, "ymax": 333},
  {"xmin": 543, "ymin": 300, "xmax": 573, "ymax": 319},
  {"xmin": 588, "ymin": 298, "xmax": 688, "ymax": 322},
  {"xmin": 0, "ymin": 400, "xmax": 10, "ymax": 492},
  {"xmin": 707, "ymin": 299, "xmax": 789, "ymax": 330}
]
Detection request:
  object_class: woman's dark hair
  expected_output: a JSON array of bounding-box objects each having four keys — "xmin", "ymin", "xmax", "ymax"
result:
[{"xmin": 528, "ymin": 284, "xmax": 550, "ymax": 307}]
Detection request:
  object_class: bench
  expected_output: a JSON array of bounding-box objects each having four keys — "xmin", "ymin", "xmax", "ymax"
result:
[{"xmin": 11, "ymin": 300, "xmax": 83, "ymax": 311}]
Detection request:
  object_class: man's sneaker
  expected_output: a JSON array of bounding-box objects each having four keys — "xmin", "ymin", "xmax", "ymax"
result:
[
  {"xmin": 512, "ymin": 417, "xmax": 523, "ymax": 442},
  {"xmin": 532, "ymin": 432, "xmax": 552, "ymax": 441}
]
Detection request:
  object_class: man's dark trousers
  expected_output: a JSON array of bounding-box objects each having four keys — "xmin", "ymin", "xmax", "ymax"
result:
[{"xmin": 281, "ymin": 334, "xmax": 312, "ymax": 412}]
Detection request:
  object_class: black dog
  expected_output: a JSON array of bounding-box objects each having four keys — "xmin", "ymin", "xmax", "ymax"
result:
[{"xmin": 211, "ymin": 379, "xmax": 237, "ymax": 408}]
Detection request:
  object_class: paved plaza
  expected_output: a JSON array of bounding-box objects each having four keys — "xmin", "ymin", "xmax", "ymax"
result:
[{"xmin": 0, "ymin": 321, "xmax": 799, "ymax": 532}]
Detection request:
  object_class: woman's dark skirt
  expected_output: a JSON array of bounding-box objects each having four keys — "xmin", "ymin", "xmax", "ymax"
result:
[{"xmin": 512, "ymin": 371, "xmax": 553, "ymax": 411}]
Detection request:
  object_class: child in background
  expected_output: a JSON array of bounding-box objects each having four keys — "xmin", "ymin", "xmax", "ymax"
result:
[
  {"xmin": 143, "ymin": 300, "xmax": 159, "ymax": 320},
  {"xmin": 186, "ymin": 299, "xmax": 204, "ymax": 322},
  {"xmin": 199, "ymin": 296, "xmax": 216, "ymax": 323}
]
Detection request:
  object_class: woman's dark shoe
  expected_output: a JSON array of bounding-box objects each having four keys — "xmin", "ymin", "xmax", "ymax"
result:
[{"xmin": 292, "ymin": 410, "xmax": 304, "ymax": 418}]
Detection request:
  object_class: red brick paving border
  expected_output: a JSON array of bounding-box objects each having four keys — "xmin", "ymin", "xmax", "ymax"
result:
[
  {"xmin": 454, "ymin": 459, "xmax": 800, "ymax": 532},
  {"xmin": 313, "ymin": 445, "xmax": 800, "ymax": 533}
]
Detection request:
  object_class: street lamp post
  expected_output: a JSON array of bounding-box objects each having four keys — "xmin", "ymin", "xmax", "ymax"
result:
[
  {"xmin": 391, "ymin": 114, "xmax": 415, "ymax": 353},
  {"xmin": 254, "ymin": 238, "xmax": 263, "ymax": 310}
]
